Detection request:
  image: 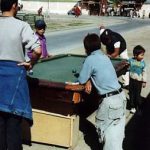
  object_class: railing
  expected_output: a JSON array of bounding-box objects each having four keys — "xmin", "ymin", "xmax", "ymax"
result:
[{"xmin": 16, "ymin": 12, "xmax": 44, "ymax": 28}]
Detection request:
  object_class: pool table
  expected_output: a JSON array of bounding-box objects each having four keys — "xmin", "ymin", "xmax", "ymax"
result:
[{"xmin": 27, "ymin": 54, "xmax": 129, "ymax": 116}]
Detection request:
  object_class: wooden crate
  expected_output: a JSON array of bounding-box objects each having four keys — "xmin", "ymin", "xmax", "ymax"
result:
[{"xmin": 22, "ymin": 109, "xmax": 79, "ymax": 148}]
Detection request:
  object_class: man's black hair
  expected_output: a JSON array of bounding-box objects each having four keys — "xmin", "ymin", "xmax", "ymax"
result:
[
  {"xmin": 84, "ymin": 33, "xmax": 101, "ymax": 55},
  {"xmin": 133, "ymin": 45, "xmax": 145, "ymax": 56},
  {"xmin": 1, "ymin": 0, "xmax": 18, "ymax": 12},
  {"xmin": 100, "ymin": 29, "xmax": 112, "ymax": 45}
]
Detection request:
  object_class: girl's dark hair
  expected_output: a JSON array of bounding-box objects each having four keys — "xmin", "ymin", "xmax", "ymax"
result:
[
  {"xmin": 1, "ymin": 0, "xmax": 18, "ymax": 12},
  {"xmin": 84, "ymin": 33, "xmax": 101, "ymax": 55},
  {"xmin": 133, "ymin": 45, "xmax": 145, "ymax": 56}
]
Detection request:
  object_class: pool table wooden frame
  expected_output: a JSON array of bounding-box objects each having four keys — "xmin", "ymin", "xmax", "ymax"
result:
[{"xmin": 23, "ymin": 54, "xmax": 129, "ymax": 147}]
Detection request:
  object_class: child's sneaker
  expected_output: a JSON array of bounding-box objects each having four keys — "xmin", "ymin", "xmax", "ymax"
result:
[{"xmin": 130, "ymin": 108, "xmax": 136, "ymax": 114}]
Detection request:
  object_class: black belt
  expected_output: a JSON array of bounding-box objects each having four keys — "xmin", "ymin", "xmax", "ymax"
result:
[{"xmin": 101, "ymin": 88, "xmax": 122, "ymax": 98}]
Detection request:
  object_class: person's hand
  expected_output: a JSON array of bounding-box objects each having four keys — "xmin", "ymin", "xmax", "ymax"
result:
[
  {"xmin": 142, "ymin": 82, "xmax": 146, "ymax": 88},
  {"xmin": 85, "ymin": 80, "xmax": 92, "ymax": 94},
  {"xmin": 107, "ymin": 54, "xmax": 112, "ymax": 58},
  {"xmin": 99, "ymin": 25, "xmax": 106, "ymax": 35},
  {"xmin": 99, "ymin": 25, "xmax": 105, "ymax": 30},
  {"xmin": 17, "ymin": 61, "xmax": 32, "ymax": 70}
]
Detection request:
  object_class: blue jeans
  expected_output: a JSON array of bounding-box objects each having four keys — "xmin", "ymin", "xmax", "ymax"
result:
[
  {"xmin": 0, "ymin": 111, "xmax": 23, "ymax": 150},
  {"xmin": 0, "ymin": 60, "xmax": 32, "ymax": 120},
  {"xmin": 95, "ymin": 91, "xmax": 126, "ymax": 150}
]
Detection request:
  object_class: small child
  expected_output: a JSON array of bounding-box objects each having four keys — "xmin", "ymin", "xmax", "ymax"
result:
[
  {"xmin": 27, "ymin": 19, "xmax": 50, "ymax": 60},
  {"xmin": 27, "ymin": 19, "xmax": 50, "ymax": 75},
  {"xmin": 129, "ymin": 45, "xmax": 146, "ymax": 114}
]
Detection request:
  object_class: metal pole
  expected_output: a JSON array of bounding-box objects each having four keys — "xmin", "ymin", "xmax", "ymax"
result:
[{"xmin": 48, "ymin": 0, "xmax": 49, "ymax": 10}]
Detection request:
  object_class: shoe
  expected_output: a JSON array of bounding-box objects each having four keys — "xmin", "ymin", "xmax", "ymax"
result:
[{"xmin": 130, "ymin": 108, "xmax": 136, "ymax": 114}]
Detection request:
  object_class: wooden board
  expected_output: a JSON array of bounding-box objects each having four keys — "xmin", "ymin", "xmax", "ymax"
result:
[{"xmin": 22, "ymin": 109, "xmax": 79, "ymax": 148}]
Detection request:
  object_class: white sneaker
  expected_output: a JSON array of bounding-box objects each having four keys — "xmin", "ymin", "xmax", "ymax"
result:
[{"xmin": 130, "ymin": 108, "xmax": 136, "ymax": 114}]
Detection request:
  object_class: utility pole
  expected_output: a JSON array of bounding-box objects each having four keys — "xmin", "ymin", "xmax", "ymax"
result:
[
  {"xmin": 45, "ymin": 0, "xmax": 50, "ymax": 19},
  {"xmin": 48, "ymin": 0, "xmax": 49, "ymax": 11}
]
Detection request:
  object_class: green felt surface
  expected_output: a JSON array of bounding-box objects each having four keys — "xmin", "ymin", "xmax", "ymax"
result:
[
  {"xmin": 28, "ymin": 54, "xmax": 124, "ymax": 83},
  {"xmin": 29, "ymin": 54, "xmax": 85, "ymax": 83}
]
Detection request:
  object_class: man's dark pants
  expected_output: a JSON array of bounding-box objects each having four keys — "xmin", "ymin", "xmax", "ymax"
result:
[{"xmin": 0, "ymin": 111, "xmax": 22, "ymax": 150}]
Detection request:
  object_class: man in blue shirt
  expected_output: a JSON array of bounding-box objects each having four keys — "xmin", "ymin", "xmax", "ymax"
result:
[{"xmin": 78, "ymin": 33, "xmax": 126, "ymax": 150}]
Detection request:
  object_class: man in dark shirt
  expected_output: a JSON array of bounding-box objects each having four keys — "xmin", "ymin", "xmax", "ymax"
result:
[
  {"xmin": 100, "ymin": 26, "xmax": 129, "ymax": 86},
  {"xmin": 100, "ymin": 26, "xmax": 127, "ymax": 58}
]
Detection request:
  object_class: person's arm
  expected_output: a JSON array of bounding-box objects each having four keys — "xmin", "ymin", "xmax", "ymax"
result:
[
  {"xmin": 99, "ymin": 26, "xmax": 105, "ymax": 35},
  {"xmin": 85, "ymin": 80, "xmax": 92, "ymax": 94},
  {"xmin": 108, "ymin": 48, "xmax": 120, "ymax": 58},
  {"xmin": 78, "ymin": 58, "xmax": 93, "ymax": 94},
  {"xmin": 30, "ymin": 47, "xmax": 42, "ymax": 66},
  {"xmin": 142, "ymin": 62, "xmax": 147, "ymax": 88},
  {"xmin": 78, "ymin": 58, "xmax": 92, "ymax": 84},
  {"xmin": 18, "ymin": 23, "xmax": 42, "ymax": 69},
  {"xmin": 109, "ymin": 41, "xmax": 120, "ymax": 58},
  {"xmin": 18, "ymin": 46, "xmax": 41, "ymax": 70},
  {"xmin": 142, "ymin": 82, "xmax": 146, "ymax": 88}
]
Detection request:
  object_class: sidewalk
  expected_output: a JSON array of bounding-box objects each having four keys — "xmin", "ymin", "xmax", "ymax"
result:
[{"xmin": 23, "ymin": 16, "xmax": 150, "ymax": 150}]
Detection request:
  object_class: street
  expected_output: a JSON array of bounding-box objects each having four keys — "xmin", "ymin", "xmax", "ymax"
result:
[{"xmin": 45, "ymin": 15, "xmax": 150, "ymax": 55}]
